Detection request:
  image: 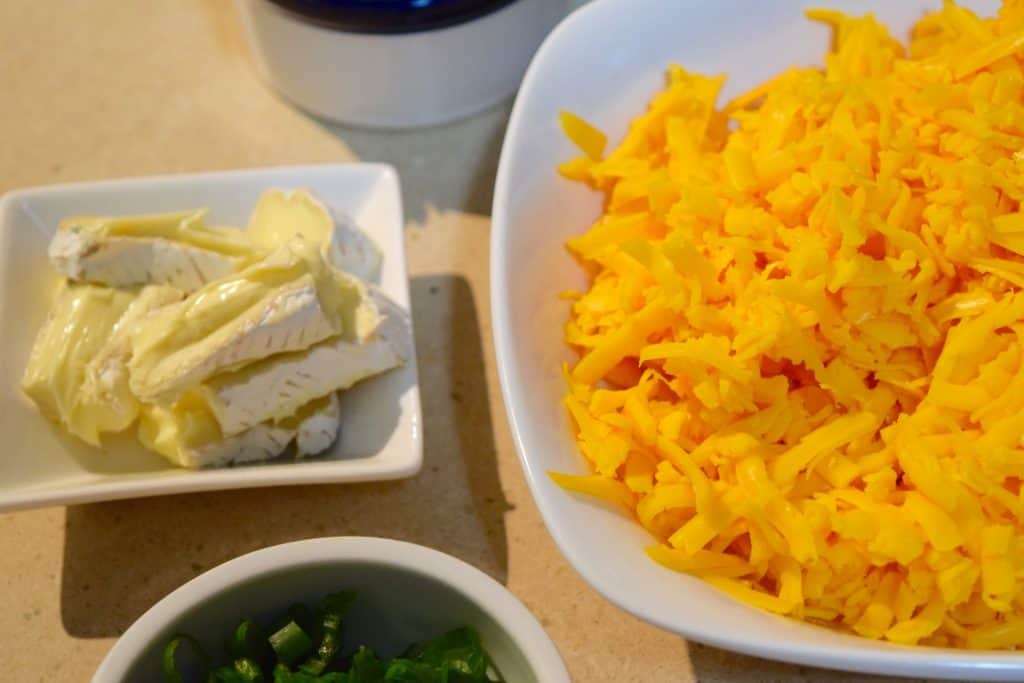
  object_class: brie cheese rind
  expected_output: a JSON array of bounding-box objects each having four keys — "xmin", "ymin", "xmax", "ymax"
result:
[
  {"xmin": 49, "ymin": 210, "xmax": 252, "ymax": 291},
  {"xmin": 325, "ymin": 208, "xmax": 382, "ymax": 284},
  {"xmin": 128, "ymin": 236, "xmax": 380, "ymax": 403},
  {"xmin": 294, "ymin": 392, "xmax": 342, "ymax": 458},
  {"xmin": 247, "ymin": 189, "xmax": 382, "ymax": 283},
  {"xmin": 21, "ymin": 282, "xmax": 136, "ymax": 445}
]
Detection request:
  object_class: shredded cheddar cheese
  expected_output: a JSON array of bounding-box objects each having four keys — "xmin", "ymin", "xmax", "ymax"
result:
[{"xmin": 556, "ymin": 2, "xmax": 1024, "ymax": 648}]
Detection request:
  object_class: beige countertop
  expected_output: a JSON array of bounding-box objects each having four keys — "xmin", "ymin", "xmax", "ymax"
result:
[{"xmin": 0, "ymin": 2, "xmax": 948, "ymax": 681}]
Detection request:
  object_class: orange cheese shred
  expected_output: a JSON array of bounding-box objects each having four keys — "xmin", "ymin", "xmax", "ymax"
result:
[{"xmin": 554, "ymin": 2, "xmax": 1024, "ymax": 648}]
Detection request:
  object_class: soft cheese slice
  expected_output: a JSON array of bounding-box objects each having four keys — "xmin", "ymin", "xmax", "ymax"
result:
[
  {"xmin": 128, "ymin": 237, "xmax": 380, "ymax": 403},
  {"xmin": 49, "ymin": 210, "xmax": 252, "ymax": 291},
  {"xmin": 201, "ymin": 298, "xmax": 406, "ymax": 436},
  {"xmin": 76, "ymin": 285, "xmax": 185, "ymax": 437},
  {"xmin": 247, "ymin": 189, "xmax": 382, "ymax": 282},
  {"xmin": 21, "ymin": 282, "xmax": 135, "ymax": 445},
  {"xmin": 202, "ymin": 333, "xmax": 403, "ymax": 437},
  {"xmin": 131, "ymin": 273, "xmax": 334, "ymax": 402},
  {"xmin": 294, "ymin": 392, "xmax": 341, "ymax": 457},
  {"xmin": 138, "ymin": 391, "xmax": 340, "ymax": 468},
  {"xmin": 138, "ymin": 394, "xmax": 296, "ymax": 469}
]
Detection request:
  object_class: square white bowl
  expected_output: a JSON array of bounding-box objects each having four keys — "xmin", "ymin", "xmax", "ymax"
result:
[
  {"xmin": 491, "ymin": 0, "xmax": 1021, "ymax": 680},
  {"xmin": 0, "ymin": 164, "xmax": 421, "ymax": 512}
]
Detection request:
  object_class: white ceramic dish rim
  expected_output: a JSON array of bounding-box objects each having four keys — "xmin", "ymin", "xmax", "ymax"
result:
[
  {"xmin": 490, "ymin": 0, "xmax": 1024, "ymax": 679},
  {"xmin": 92, "ymin": 537, "xmax": 570, "ymax": 683},
  {"xmin": 0, "ymin": 164, "xmax": 422, "ymax": 512}
]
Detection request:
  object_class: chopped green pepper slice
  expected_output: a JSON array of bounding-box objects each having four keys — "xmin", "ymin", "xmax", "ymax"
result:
[
  {"xmin": 298, "ymin": 591, "xmax": 354, "ymax": 675},
  {"xmin": 269, "ymin": 621, "xmax": 313, "ymax": 666},
  {"xmin": 162, "ymin": 634, "xmax": 209, "ymax": 683}
]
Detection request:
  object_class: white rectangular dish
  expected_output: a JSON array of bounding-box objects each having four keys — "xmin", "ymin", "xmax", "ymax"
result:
[
  {"xmin": 490, "ymin": 0, "xmax": 1022, "ymax": 680},
  {"xmin": 0, "ymin": 164, "xmax": 421, "ymax": 512}
]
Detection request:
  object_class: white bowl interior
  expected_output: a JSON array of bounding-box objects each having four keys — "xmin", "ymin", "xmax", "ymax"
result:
[
  {"xmin": 0, "ymin": 164, "xmax": 421, "ymax": 511},
  {"xmin": 492, "ymin": 0, "xmax": 1021, "ymax": 679},
  {"xmin": 94, "ymin": 539, "xmax": 566, "ymax": 683},
  {"xmin": 115, "ymin": 561, "xmax": 536, "ymax": 682}
]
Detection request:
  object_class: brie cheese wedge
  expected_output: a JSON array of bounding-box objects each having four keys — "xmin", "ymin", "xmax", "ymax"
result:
[
  {"xmin": 49, "ymin": 210, "xmax": 252, "ymax": 291},
  {"xmin": 138, "ymin": 395, "xmax": 296, "ymax": 469},
  {"xmin": 138, "ymin": 391, "xmax": 341, "ymax": 468},
  {"xmin": 201, "ymin": 303, "xmax": 406, "ymax": 437},
  {"xmin": 247, "ymin": 189, "xmax": 382, "ymax": 282},
  {"xmin": 21, "ymin": 282, "xmax": 136, "ymax": 445},
  {"xmin": 128, "ymin": 237, "xmax": 380, "ymax": 402}
]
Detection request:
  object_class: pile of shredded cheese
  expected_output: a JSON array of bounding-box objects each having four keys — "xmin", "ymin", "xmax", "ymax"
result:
[{"xmin": 555, "ymin": 2, "xmax": 1024, "ymax": 649}]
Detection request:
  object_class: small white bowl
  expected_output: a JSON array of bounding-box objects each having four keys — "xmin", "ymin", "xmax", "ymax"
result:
[
  {"xmin": 235, "ymin": 0, "xmax": 566, "ymax": 129},
  {"xmin": 92, "ymin": 537, "xmax": 569, "ymax": 683},
  {"xmin": 0, "ymin": 164, "xmax": 421, "ymax": 512},
  {"xmin": 491, "ymin": 0, "xmax": 1020, "ymax": 680}
]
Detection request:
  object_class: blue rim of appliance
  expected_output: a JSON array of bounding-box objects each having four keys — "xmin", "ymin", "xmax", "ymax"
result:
[{"xmin": 268, "ymin": 0, "xmax": 520, "ymax": 34}]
